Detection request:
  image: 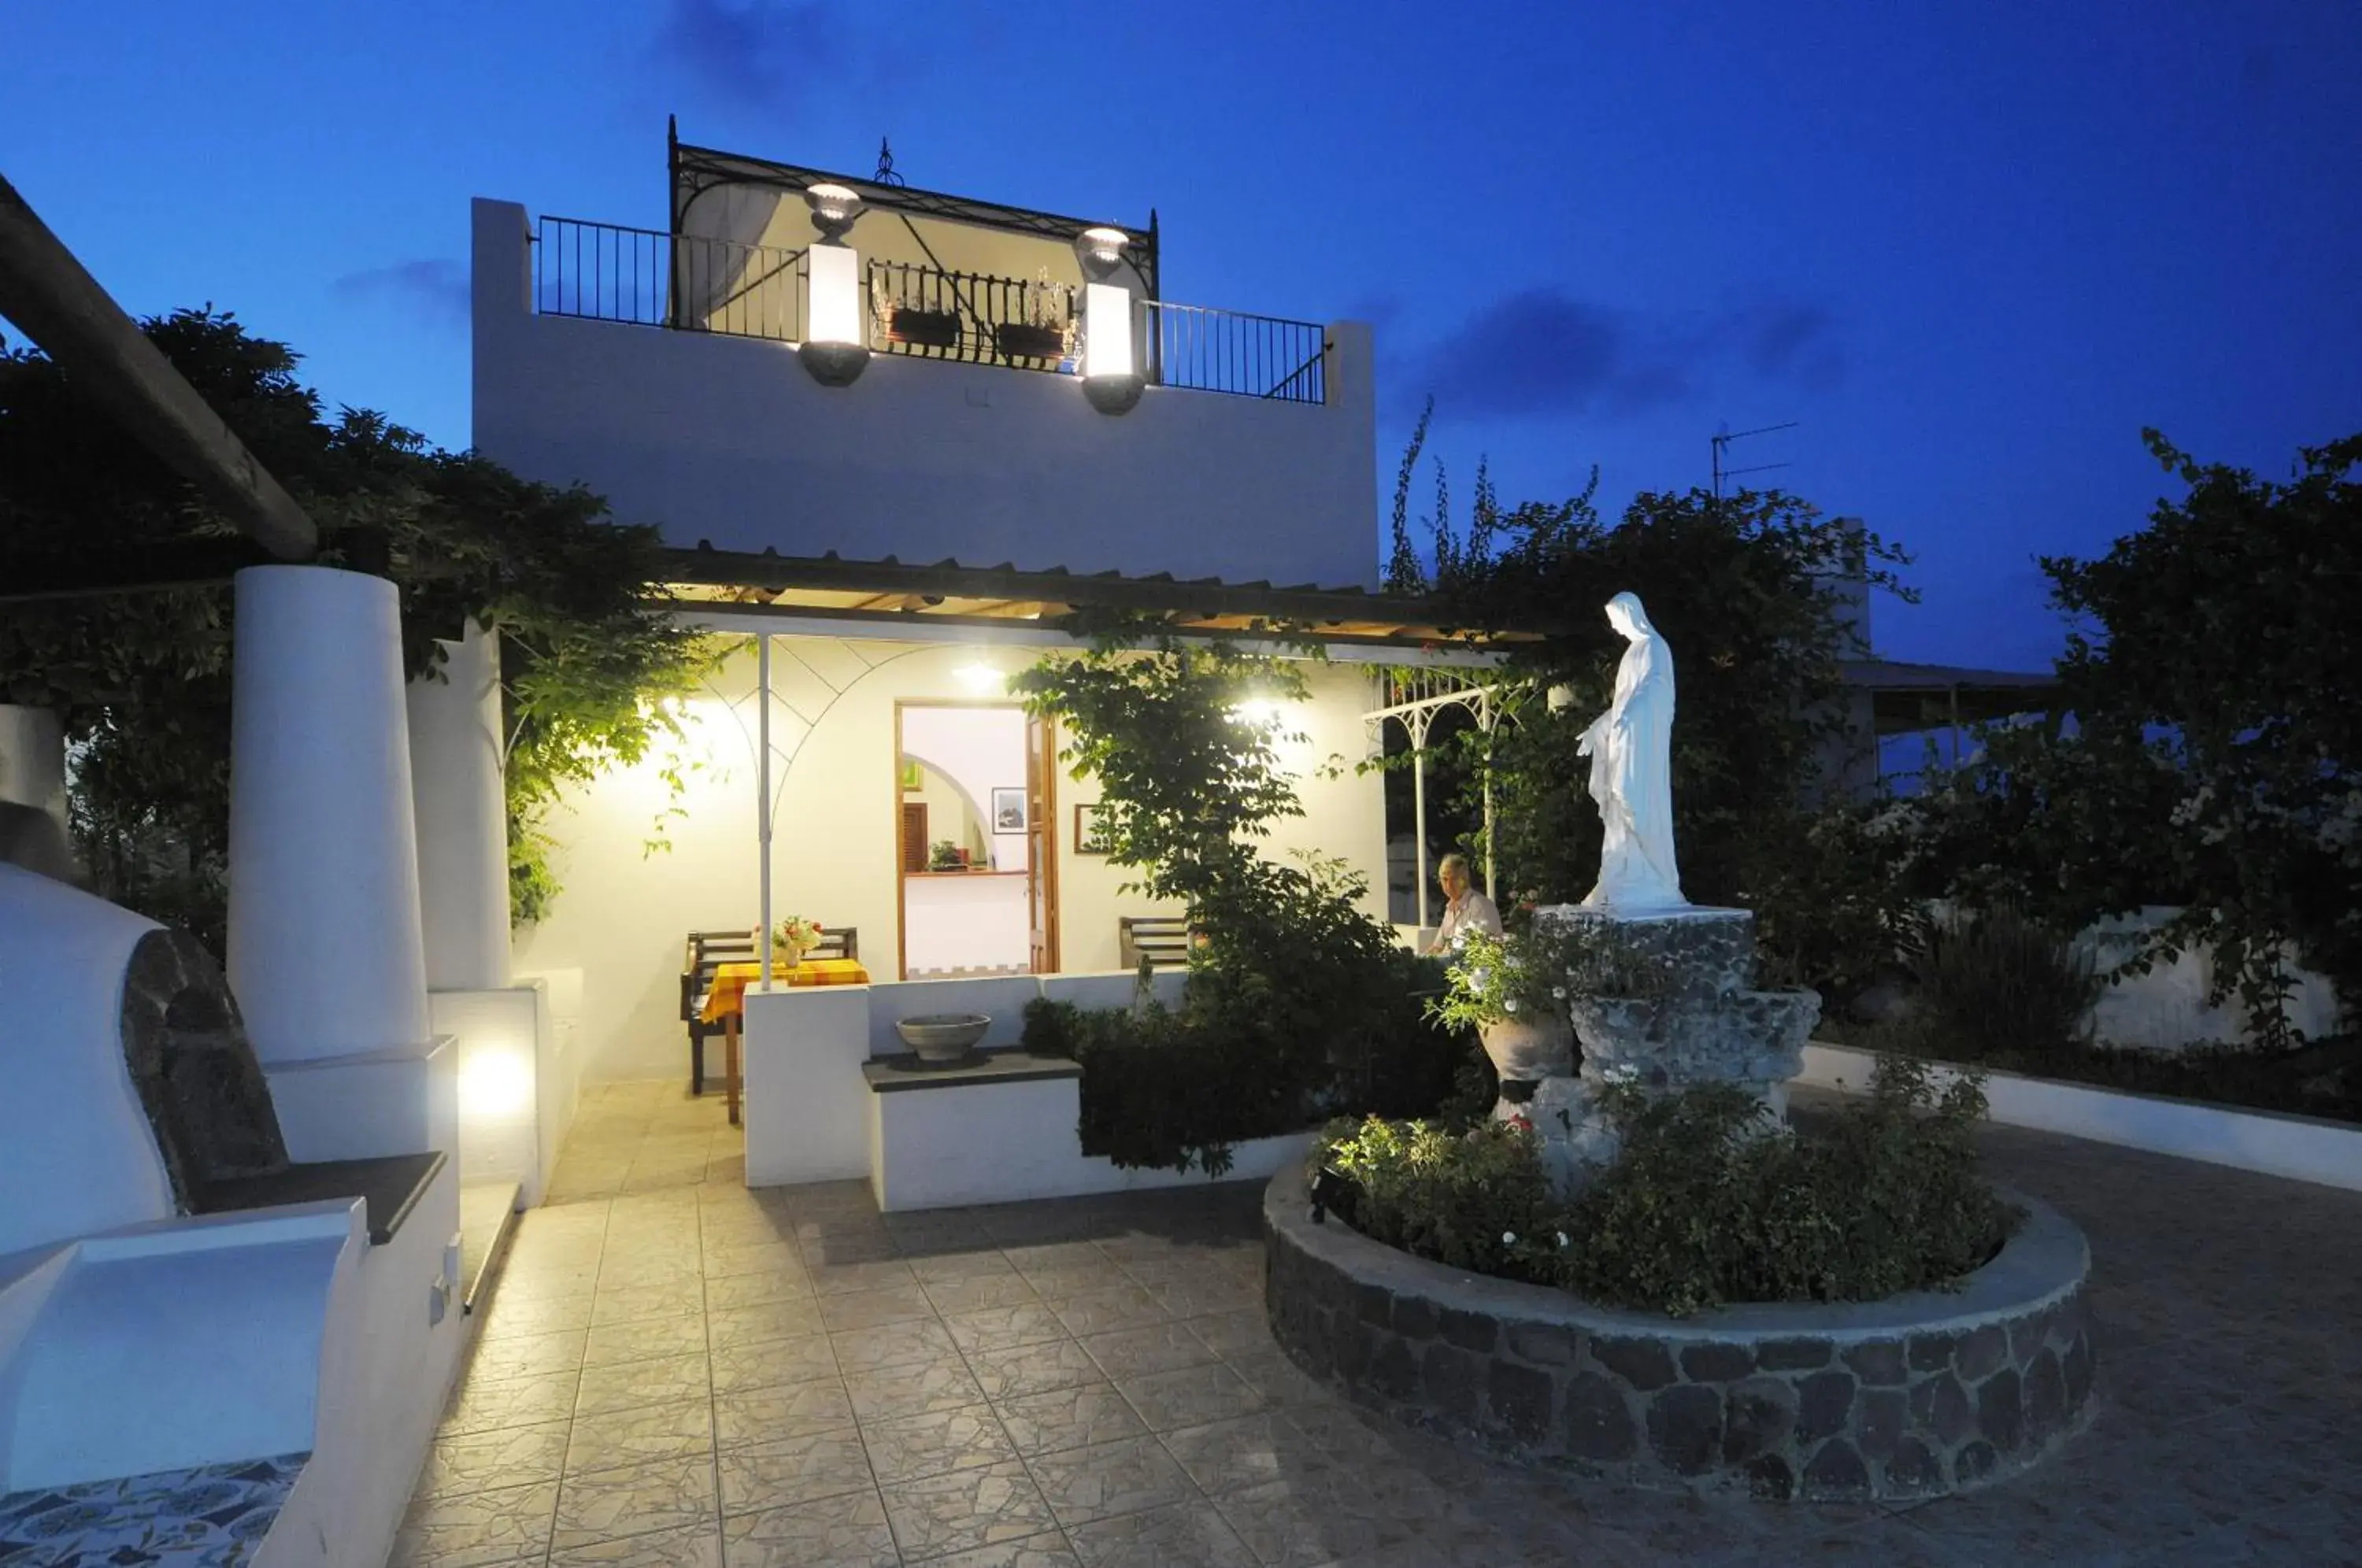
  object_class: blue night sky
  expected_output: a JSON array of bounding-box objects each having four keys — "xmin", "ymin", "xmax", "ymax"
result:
[{"xmin": 5, "ymin": 1, "xmax": 2357, "ymax": 671}]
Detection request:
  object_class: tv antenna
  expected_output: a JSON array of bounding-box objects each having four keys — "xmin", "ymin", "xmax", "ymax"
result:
[{"xmin": 1711, "ymin": 420, "xmax": 1797, "ymax": 500}]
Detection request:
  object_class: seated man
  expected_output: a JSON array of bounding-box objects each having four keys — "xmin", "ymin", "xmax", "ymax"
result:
[{"xmin": 1421, "ymin": 852, "xmax": 1501, "ymax": 956}]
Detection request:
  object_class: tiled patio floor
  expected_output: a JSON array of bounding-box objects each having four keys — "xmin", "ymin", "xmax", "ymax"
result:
[{"xmin": 399, "ymin": 1081, "xmax": 2362, "ymax": 1568}]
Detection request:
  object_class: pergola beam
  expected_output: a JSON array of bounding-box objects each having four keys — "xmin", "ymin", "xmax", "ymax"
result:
[{"xmin": 0, "ymin": 172, "xmax": 317, "ymax": 561}]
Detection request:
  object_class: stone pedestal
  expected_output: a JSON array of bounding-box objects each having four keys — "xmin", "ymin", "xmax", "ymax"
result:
[{"xmin": 1526, "ymin": 905, "xmax": 1820, "ymax": 1187}]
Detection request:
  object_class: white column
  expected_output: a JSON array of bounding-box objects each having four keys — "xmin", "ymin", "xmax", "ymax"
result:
[
  {"xmin": 0, "ymin": 704, "xmax": 68, "ymax": 823},
  {"xmin": 406, "ymin": 619, "xmax": 510, "ymax": 990},
  {"xmin": 227, "ymin": 565, "xmax": 430, "ymax": 1063},
  {"xmin": 757, "ymin": 634, "xmax": 774, "ymax": 989}
]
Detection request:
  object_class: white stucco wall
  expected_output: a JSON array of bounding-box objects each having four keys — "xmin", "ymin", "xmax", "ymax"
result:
[
  {"xmin": 472, "ymin": 199, "xmax": 1381, "ymax": 590},
  {"xmin": 510, "ymin": 638, "xmax": 1389, "ymax": 1085}
]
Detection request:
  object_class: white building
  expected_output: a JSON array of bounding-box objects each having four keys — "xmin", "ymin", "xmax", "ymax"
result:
[{"xmin": 468, "ymin": 133, "xmax": 1477, "ymax": 1107}]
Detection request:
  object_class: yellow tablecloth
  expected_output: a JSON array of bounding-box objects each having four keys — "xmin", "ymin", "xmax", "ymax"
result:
[{"xmin": 701, "ymin": 958, "xmax": 870, "ymax": 1023}]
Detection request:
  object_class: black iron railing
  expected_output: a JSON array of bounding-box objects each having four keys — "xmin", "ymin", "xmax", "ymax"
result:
[
  {"xmin": 535, "ymin": 216, "xmax": 809, "ymax": 342},
  {"xmin": 1144, "ymin": 300, "xmax": 1327, "ymax": 404},
  {"xmin": 532, "ymin": 216, "xmax": 1328, "ymax": 403},
  {"xmin": 867, "ymin": 261, "xmax": 1078, "ymax": 372}
]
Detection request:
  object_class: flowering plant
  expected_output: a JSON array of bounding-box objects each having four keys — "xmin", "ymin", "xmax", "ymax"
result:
[
  {"xmin": 1425, "ymin": 926, "xmax": 1572, "ymax": 1033},
  {"xmin": 772, "ymin": 915, "xmax": 824, "ymax": 959}
]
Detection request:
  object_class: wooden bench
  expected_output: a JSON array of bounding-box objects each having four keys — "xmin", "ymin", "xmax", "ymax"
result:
[
  {"xmin": 1118, "ymin": 915, "xmax": 1193, "ymax": 972},
  {"xmin": 681, "ymin": 926, "xmax": 858, "ymax": 1093}
]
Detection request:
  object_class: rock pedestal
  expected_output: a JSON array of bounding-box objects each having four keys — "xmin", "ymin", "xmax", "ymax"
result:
[{"xmin": 1527, "ymin": 906, "xmax": 1819, "ymax": 1186}]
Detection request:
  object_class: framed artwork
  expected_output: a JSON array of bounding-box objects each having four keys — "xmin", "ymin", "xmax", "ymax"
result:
[
  {"xmin": 990, "ymin": 787, "xmax": 1028, "ymax": 833},
  {"xmin": 899, "ymin": 759, "xmax": 924, "ymax": 792},
  {"xmin": 1074, "ymin": 801, "xmax": 1114, "ymax": 855}
]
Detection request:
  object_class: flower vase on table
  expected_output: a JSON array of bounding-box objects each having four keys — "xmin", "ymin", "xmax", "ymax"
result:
[{"xmin": 774, "ymin": 915, "xmax": 824, "ymax": 974}]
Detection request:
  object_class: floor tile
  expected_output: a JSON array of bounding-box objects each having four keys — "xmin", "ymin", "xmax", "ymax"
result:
[
  {"xmin": 1078, "ymin": 1323, "xmax": 1219, "ymax": 1382},
  {"xmin": 820, "ymin": 1284, "xmax": 939, "ymax": 1333},
  {"xmin": 860, "ymin": 1402, "xmax": 1021, "ymax": 1485},
  {"xmin": 442, "ymin": 1370, "xmax": 583, "ymax": 1437},
  {"xmin": 716, "ymin": 1426, "xmax": 877, "ymax": 1512},
  {"xmin": 715, "ymin": 1379, "xmax": 861, "ymax": 1448},
  {"xmin": 467, "ymin": 1326, "xmax": 590, "ymax": 1385},
  {"xmin": 709, "ymin": 1332, "xmax": 841, "ymax": 1395},
  {"xmin": 550, "ymin": 1521, "xmax": 725, "ymax": 1568},
  {"xmin": 567, "ymin": 1396, "xmax": 716, "ymax": 1477},
  {"xmin": 1066, "ymin": 1500, "xmax": 1259, "ymax": 1568},
  {"xmin": 705, "ymin": 1297, "xmax": 827, "ymax": 1348},
  {"xmin": 964, "ymin": 1339, "xmax": 1107, "ymax": 1403},
  {"xmin": 577, "ymin": 1352, "xmax": 713, "ymax": 1417},
  {"xmin": 418, "ymin": 1419, "xmax": 572, "ymax": 1499},
  {"xmin": 592, "ymin": 1283, "xmax": 709, "ymax": 1329},
  {"xmin": 477, "ymin": 1291, "xmax": 598, "ymax": 1341},
  {"xmin": 553, "ymin": 1455, "xmax": 719, "ymax": 1551},
  {"xmin": 944, "ymin": 1303, "xmax": 1074, "ymax": 1356},
  {"xmin": 1117, "ymin": 1363, "xmax": 1268, "ymax": 1432},
  {"xmin": 831, "ymin": 1317, "xmax": 961, "ymax": 1374},
  {"xmin": 845, "ymin": 1355, "xmax": 991, "ymax": 1422},
  {"xmin": 584, "ymin": 1315, "xmax": 711, "ymax": 1369},
  {"xmin": 879, "ymin": 1460, "xmax": 1061, "ymax": 1561},
  {"xmin": 722, "ymin": 1487, "xmax": 898, "ymax": 1568},
  {"xmin": 924, "ymin": 1273, "xmax": 1046, "ymax": 1316},
  {"xmin": 391, "ymin": 1479, "xmax": 560, "ymax": 1568},
  {"xmin": 1157, "ymin": 1412, "xmax": 1340, "ymax": 1496},
  {"xmin": 926, "ymin": 1532, "xmax": 1083, "ymax": 1567},
  {"xmin": 1047, "ymin": 1285, "xmax": 1171, "ymax": 1339},
  {"xmin": 994, "ymin": 1382, "xmax": 1151, "ymax": 1458},
  {"xmin": 1023, "ymin": 1434, "xmax": 1195, "ymax": 1527}
]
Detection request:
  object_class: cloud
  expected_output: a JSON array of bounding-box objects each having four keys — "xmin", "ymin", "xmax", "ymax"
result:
[
  {"xmin": 653, "ymin": 0, "xmax": 847, "ymax": 120},
  {"xmin": 1401, "ymin": 287, "xmax": 1844, "ymax": 423},
  {"xmin": 335, "ymin": 259, "xmax": 468, "ymax": 330}
]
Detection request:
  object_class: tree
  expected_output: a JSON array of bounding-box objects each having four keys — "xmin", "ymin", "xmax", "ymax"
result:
[
  {"xmin": 1916, "ymin": 431, "xmax": 2361, "ymax": 1041},
  {"xmin": 1383, "ymin": 437, "xmax": 1916, "ymax": 996},
  {"xmin": 0, "ymin": 309, "xmax": 705, "ymax": 945}
]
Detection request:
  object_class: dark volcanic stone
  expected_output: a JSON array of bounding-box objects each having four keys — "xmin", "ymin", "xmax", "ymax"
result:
[
  {"xmin": 119, "ymin": 929, "xmax": 290, "ymax": 1211},
  {"xmin": 1957, "ymin": 1325, "xmax": 2010, "ymax": 1382},
  {"xmin": 1391, "ymin": 1295, "xmax": 1439, "ymax": 1342},
  {"xmin": 1886, "ymin": 1436, "xmax": 1945, "ymax": 1496},
  {"xmin": 1507, "ymin": 1322, "xmax": 1579, "ymax": 1366},
  {"xmin": 1438, "ymin": 1307, "xmax": 1499, "ymax": 1355},
  {"xmin": 2063, "ymin": 1331, "xmax": 2095, "ymax": 1411},
  {"xmin": 1680, "ymin": 1342, "xmax": 1756, "ymax": 1383},
  {"xmin": 1909, "ymin": 1372, "xmax": 1976, "ymax": 1450},
  {"xmin": 1370, "ymin": 1337, "xmax": 1420, "ymax": 1402},
  {"xmin": 1647, "ymin": 1385, "xmax": 1724, "ymax": 1476},
  {"xmin": 1423, "ymin": 1343, "xmax": 1480, "ymax": 1426},
  {"xmin": 1842, "ymin": 1339, "xmax": 1908, "ymax": 1387},
  {"xmin": 1488, "ymin": 1360, "xmax": 1555, "ymax": 1443},
  {"xmin": 1857, "ymin": 1389, "xmax": 1907, "ymax": 1462},
  {"xmin": 1335, "ymin": 1321, "xmax": 1374, "ymax": 1382},
  {"xmin": 1756, "ymin": 1337, "xmax": 1832, "ymax": 1372},
  {"xmin": 1803, "ymin": 1437, "xmax": 1871, "ymax": 1500},
  {"xmin": 1909, "ymin": 1333, "xmax": 1960, "ymax": 1374},
  {"xmin": 1953, "ymin": 1440, "xmax": 1998, "ymax": 1485},
  {"xmin": 1721, "ymin": 1377, "xmax": 1796, "ymax": 1465},
  {"xmin": 1795, "ymin": 1370, "xmax": 1857, "ymax": 1445},
  {"xmin": 1979, "ymin": 1367, "xmax": 2025, "ymax": 1452},
  {"xmin": 1594, "ymin": 1337, "xmax": 1678, "ymax": 1392},
  {"xmin": 2023, "ymin": 1348, "xmax": 2068, "ymax": 1445},
  {"xmin": 2011, "ymin": 1307, "xmax": 2058, "ymax": 1364},
  {"xmin": 1747, "ymin": 1454, "xmax": 1796, "ymax": 1500},
  {"xmin": 1355, "ymin": 1284, "xmax": 1394, "ymax": 1327},
  {"xmin": 1564, "ymin": 1372, "xmax": 1638, "ymax": 1463}
]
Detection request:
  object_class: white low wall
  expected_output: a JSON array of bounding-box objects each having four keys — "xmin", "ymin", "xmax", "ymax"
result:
[
  {"xmin": 746, "ymin": 967, "xmax": 1285, "ymax": 1211},
  {"xmin": 1800, "ymin": 1042, "xmax": 2362, "ymax": 1194}
]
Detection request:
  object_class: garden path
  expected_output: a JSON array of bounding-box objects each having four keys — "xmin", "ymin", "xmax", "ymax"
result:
[{"xmin": 396, "ymin": 1082, "xmax": 2362, "ymax": 1567}]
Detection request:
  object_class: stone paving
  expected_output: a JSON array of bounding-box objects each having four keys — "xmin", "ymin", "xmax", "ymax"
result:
[{"xmin": 397, "ymin": 1080, "xmax": 2362, "ymax": 1568}]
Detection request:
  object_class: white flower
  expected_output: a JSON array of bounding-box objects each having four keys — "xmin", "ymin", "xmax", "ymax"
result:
[
  {"xmin": 1551, "ymin": 986, "xmax": 1567, "ymax": 1000},
  {"xmin": 1557, "ymin": 1232, "xmax": 1570, "ymax": 1248},
  {"xmin": 1501, "ymin": 1231, "xmax": 1517, "ymax": 1245},
  {"xmin": 1503, "ymin": 998, "xmax": 1520, "ymax": 1014}
]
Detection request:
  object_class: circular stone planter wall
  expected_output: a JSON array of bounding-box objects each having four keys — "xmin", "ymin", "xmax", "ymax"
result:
[{"xmin": 1263, "ymin": 1167, "xmax": 2095, "ymax": 1501}]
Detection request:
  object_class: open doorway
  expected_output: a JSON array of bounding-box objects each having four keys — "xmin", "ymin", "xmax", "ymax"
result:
[{"xmin": 894, "ymin": 702, "xmax": 1053, "ymax": 978}]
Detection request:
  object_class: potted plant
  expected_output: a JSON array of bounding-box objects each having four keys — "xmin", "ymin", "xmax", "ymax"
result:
[
  {"xmin": 772, "ymin": 915, "xmax": 824, "ymax": 969},
  {"xmin": 995, "ymin": 272, "xmax": 1072, "ymax": 362},
  {"xmin": 1428, "ymin": 926, "xmax": 1576, "ymax": 1089},
  {"xmin": 928, "ymin": 839, "xmax": 964, "ymax": 871},
  {"xmin": 873, "ymin": 281, "xmax": 962, "ymax": 352}
]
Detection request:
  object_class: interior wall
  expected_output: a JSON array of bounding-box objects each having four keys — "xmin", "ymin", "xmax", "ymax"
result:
[
  {"xmin": 901, "ymin": 705, "xmax": 1027, "ymax": 872},
  {"xmin": 513, "ymin": 640, "xmax": 1394, "ymax": 1084}
]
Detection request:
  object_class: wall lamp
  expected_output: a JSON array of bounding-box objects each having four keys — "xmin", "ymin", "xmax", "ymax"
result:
[
  {"xmin": 1074, "ymin": 227, "xmax": 1144, "ymax": 414},
  {"xmin": 798, "ymin": 182, "xmax": 872, "ymax": 386}
]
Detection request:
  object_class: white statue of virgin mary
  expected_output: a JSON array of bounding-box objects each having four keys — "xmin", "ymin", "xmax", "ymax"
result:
[{"xmin": 1576, "ymin": 591, "xmax": 1686, "ymax": 912}]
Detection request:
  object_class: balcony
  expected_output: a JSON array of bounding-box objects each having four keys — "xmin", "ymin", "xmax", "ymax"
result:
[{"xmin": 532, "ymin": 216, "xmax": 1329, "ymax": 405}]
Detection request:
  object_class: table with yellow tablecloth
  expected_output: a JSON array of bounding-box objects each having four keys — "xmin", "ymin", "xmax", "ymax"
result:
[{"xmin": 702, "ymin": 958, "xmax": 871, "ymax": 1126}]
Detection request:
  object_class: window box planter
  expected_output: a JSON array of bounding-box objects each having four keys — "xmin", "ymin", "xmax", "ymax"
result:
[
  {"xmin": 886, "ymin": 308, "xmax": 962, "ymax": 351},
  {"xmin": 994, "ymin": 322, "xmax": 1068, "ymax": 362}
]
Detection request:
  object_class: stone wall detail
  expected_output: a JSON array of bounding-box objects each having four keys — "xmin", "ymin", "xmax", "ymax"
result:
[{"xmin": 1264, "ymin": 1166, "xmax": 2095, "ymax": 1501}]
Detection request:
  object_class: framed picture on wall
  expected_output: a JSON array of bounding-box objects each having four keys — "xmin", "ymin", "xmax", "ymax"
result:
[
  {"xmin": 990, "ymin": 788, "xmax": 1028, "ymax": 833},
  {"xmin": 1074, "ymin": 802, "xmax": 1114, "ymax": 855}
]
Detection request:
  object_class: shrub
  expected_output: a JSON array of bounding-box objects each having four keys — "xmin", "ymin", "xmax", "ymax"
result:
[
  {"xmin": 1317, "ymin": 1056, "xmax": 2020, "ymax": 1318},
  {"xmin": 1316, "ymin": 1117, "xmax": 1555, "ymax": 1277},
  {"xmin": 1906, "ymin": 906, "xmax": 2105, "ymax": 1063}
]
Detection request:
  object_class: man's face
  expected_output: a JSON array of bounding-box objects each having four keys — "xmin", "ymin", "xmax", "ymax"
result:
[{"xmin": 1439, "ymin": 867, "xmax": 1467, "ymax": 901}]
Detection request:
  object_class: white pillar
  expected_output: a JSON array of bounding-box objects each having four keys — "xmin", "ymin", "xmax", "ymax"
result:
[
  {"xmin": 0, "ymin": 704, "xmax": 68, "ymax": 823},
  {"xmin": 406, "ymin": 620, "xmax": 510, "ymax": 990},
  {"xmin": 227, "ymin": 565, "xmax": 430, "ymax": 1063}
]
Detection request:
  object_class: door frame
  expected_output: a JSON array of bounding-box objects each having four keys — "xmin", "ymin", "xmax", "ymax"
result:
[{"xmin": 892, "ymin": 699, "xmax": 1055, "ymax": 981}]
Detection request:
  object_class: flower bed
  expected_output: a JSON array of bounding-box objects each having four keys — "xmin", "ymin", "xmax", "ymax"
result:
[{"xmin": 1263, "ymin": 1163, "xmax": 2095, "ymax": 1500}]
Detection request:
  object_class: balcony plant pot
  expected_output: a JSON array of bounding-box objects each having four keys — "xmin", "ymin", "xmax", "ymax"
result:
[
  {"xmin": 995, "ymin": 322, "xmax": 1067, "ymax": 361},
  {"xmin": 888, "ymin": 309, "xmax": 962, "ymax": 351}
]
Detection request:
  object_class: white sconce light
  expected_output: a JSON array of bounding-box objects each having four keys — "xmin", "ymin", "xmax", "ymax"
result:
[
  {"xmin": 1075, "ymin": 227, "xmax": 1145, "ymax": 415},
  {"xmin": 955, "ymin": 660, "xmax": 1002, "ymax": 693},
  {"xmin": 798, "ymin": 182, "xmax": 871, "ymax": 387}
]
